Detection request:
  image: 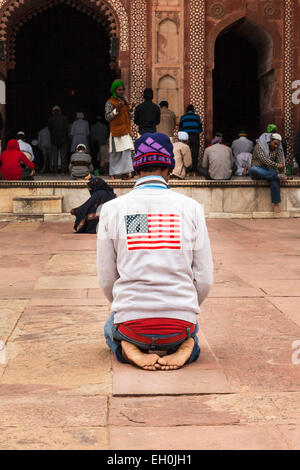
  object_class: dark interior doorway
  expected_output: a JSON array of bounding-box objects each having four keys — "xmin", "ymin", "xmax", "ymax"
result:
[
  {"xmin": 6, "ymin": 4, "xmax": 117, "ymax": 141},
  {"xmin": 213, "ymin": 31, "xmax": 260, "ymax": 146}
]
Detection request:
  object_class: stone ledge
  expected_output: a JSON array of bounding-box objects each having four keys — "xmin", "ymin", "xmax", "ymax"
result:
[
  {"xmin": 208, "ymin": 212, "xmax": 300, "ymax": 219},
  {"xmin": 0, "ymin": 213, "xmax": 44, "ymax": 222},
  {"xmin": 13, "ymin": 196, "xmax": 63, "ymax": 201},
  {"xmin": 1, "ymin": 211, "xmax": 299, "ymax": 222},
  {"xmin": 0, "ymin": 213, "xmax": 73, "ymax": 223},
  {"xmin": 13, "ymin": 195, "xmax": 63, "ymax": 215},
  {"xmin": 44, "ymin": 214, "xmax": 74, "ymax": 223},
  {"xmin": 0, "ymin": 177, "xmax": 300, "ymax": 189}
]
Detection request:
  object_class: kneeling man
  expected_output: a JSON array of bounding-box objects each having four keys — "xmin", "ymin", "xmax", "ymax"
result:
[{"xmin": 98, "ymin": 132, "xmax": 214, "ymax": 371}]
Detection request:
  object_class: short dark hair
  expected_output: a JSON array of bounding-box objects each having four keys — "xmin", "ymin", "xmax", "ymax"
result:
[
  {"xmin": 135, "ymin": 165, "xmax": 169, "ymax": 175},
  {"xmin": 160, "ymin": 101, "xmax": 168, "ymax": 108},
  {"xmin": 186, "ymin": 104, "xmax": 194, "ymax": 113},
  {"xmin": 144, "ymin": 88, "xmax": 154, "ymax": 100}
]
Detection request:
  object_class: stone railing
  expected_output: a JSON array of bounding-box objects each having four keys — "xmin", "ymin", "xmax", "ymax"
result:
[{"xmin": 0, "ymin": 178, "xmax": 300, "ymax": 219}]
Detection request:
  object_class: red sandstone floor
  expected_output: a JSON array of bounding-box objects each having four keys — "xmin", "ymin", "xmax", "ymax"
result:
[{"xmin": 0, "ymin": 219, "xmax": 300, "ymax": 450}]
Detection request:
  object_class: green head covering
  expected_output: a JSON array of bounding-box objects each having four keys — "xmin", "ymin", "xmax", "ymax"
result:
[
  {"xmin": 239, "ymin": 130, "xmax": 247, "ymax": 137},
  {"xmin": 267, "ymin": 124, "xmax": 277, "ymax": 134},
  {"xmin": 110, "ymin": 80, "xmax": 125, "ymax": 98}
]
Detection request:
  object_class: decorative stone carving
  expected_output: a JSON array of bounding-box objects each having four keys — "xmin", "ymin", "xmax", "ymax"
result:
[
  {"xmin": 264, "ymin": 3, "xmax": 278, "ymax": 19},
  {"xmin": 157, "ymin": 74, "xmax": 178, "ymax": 115},
  {"xmin": 129, "ymin": 0, "xmax": 147, "ymax": 105},
  {"xmin": 283, "ymin": 0, "xmax": 294, "ymax": 164},
  {"xmin": 209, "ymin": 2, "xmax": 226, "ymax": 19},
  {"xmin": 190, "ymin": 0, "xmax": 205, "ymax": 153},
  {"xmin": 157, "ymin": 18, "xmax": 179, "ymax": 63}
]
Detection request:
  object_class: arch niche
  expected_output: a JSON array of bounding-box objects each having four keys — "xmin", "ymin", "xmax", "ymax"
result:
[
  {"xmin": 206, "ymin": 15, "xmax": 281, "ymax": 144},
  {"xmin": 0, "ymin": 0, "xmax": 129, "ymax": 138}
]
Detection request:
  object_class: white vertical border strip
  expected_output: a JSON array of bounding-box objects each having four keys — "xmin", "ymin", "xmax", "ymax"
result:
[
  {"xmin": 284, "ymin": 0, "xmax": 294, "ymax": 164},
  {"xmin": 190, "ymin": 0, "xmax": 205, "ymax": 157},
  {"xmin": 129, "ymin": 0, "xmax": 147, "ymax": 136}
]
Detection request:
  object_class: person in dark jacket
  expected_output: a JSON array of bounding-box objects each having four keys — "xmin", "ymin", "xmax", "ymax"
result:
[
  {"xmin": 0, "ymin": 139, "xmax": 35, "ymax": 180},
  {"xmin": 179, "ymin": 105, "xmax": 203, "ymax": 176},
  {"xmin": 48, "ymin": 105, "xmax": 70, "ymax": 174},
  {"xmin": 134, "ymin": 88, "xmax": 160, "ymax": 135},
  {"xmin": 70, "ymin": 177, "xmax": 116, "ymax": 233}
]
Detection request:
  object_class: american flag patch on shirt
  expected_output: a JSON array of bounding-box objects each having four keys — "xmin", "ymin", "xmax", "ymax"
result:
[{"xmin": 125, "ymin": 214, "xmax": 181, "ymax": 251}]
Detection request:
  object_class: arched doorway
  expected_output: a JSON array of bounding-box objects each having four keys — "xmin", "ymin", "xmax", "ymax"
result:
[
  {"xmin": 213, "ymin": 31, "xmax": 259, "ymax": 144},
  {"xmin": 212, "ymin": 18, "xmax": 274, "ymax": 145},
  {"xmin": 5, "ymin": 2, "xmax": 118, "ymax": 140}
]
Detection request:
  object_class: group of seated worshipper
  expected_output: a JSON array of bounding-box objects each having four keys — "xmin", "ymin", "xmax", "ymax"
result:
[{"xmin": 196, "ymin": 126, "xmax": 286, "ymax": 213}]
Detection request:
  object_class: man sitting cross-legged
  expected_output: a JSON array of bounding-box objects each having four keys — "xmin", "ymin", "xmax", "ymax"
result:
[{"xmin": 98, "ymin": 132, "xmax": 214, "ymax": 371}]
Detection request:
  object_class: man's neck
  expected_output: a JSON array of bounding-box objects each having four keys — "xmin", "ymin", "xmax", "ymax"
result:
[{"xmin": 139, "ymin": 172, "xmax": 169, "ymax": 183}]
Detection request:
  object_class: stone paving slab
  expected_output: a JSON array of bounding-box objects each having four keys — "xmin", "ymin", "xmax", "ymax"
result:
[
  {"xmin": 0, "ymin": 288, "xmax": 89, "ymax": 300},
  {"xmin": 1, "ymin": 338, "xmax": 111, "ymax": 391},
  {"xmin": 251, "ymin": 280, "xmax": 300, "ymax": 297},
  {"xmin": 113, "ymin": 364, "xmax": 231, "ymax": 396},
  {"xmin": 209, "ymin": 286, "xmax": 263, "ymax": 298},
  {"xmin": 109, "ymin": 425, "xmax": 289, "ymax": 450},
  {"xmin": 0, "ymin": 392, "xmax": 107, "ymax": 427},
  {"xmin": 45, "ymin": 253, "xmax": 97, "ymax": 275},
  {"xmin": 277, "ymin": 425, "xmax": 300, "ymax": 450},
  {"xmin": 268, "ymin": 297, "xmax": 300, "ymax": 327},
  {"xmin": 199, "ymin": 297, "xmax": 300, "ymax": 392},
  {"xmin": 113, "ymin": 330, "xmax": 231, "ymax": 396},
  {"xmin": 88, "ymin": 289, "xmax": 109, "ymax": 299},
  {"xmin": 0, "ymin": 427, "xmax": 108, "ymax": 450},
  {"xmin": 109, "ymin": 396, "xmax": 240, "ymax": 427},
  {"xmin": 29, "ymin": 297, "xmax": 108, "ymax": 307},
  {"xmin": 9, "ymin": 305, "xmax": 107, "ymax": 343},
  {"xmin": 34, "ymin": 275, "xmax": 99, "ymax": 290},
  {"xmin": 0, "ymin": 300, "xmax": 28, "ymax": 343},
  {"xmin": 0, "ymin": 223, "xmax": 41, "ymax": 232}
]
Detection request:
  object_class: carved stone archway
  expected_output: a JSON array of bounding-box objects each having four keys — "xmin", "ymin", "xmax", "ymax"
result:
[
  {"xmin": 209, "ymin": 16, "xmax": 275, "ymax": 144},
  {"xmin": 0, "ymin": 0, "xmax": 129, "ymax": 75}
]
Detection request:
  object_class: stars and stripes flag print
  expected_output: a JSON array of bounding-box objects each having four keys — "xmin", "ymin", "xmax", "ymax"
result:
[{"xmin": 125, "ymin": 214, "xmax": 181, "ymax": 251}]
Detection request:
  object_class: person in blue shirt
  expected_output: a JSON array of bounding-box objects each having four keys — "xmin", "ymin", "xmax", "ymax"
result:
[{"xmin": 179, "ymin": 105, "xmax": 203, "ymax": 176}]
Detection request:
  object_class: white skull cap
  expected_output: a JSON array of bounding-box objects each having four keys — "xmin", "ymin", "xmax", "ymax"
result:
[{"xmin": 271, "ymin": 133, "xmax": 282, "ymax": 141}]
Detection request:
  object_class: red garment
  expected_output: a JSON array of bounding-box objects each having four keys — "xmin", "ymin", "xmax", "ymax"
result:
[
  {"xmin": 0, "ymin": 139, "xmax": 34, "ymax": 180},
  {"xmin": 121, "ymin": 318, "xmax": 194, "ymax": 335}
]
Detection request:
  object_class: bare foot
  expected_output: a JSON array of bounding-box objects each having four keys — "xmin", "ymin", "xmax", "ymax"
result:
[
  {"xmin": 157, "ymin": 338, "xmax": 195, "ymax": 370},
  {"xmin": 121, "ymin": 341, "xmax": 161, "ymax": 371},
  {"xmin": 273, "ymin": 204, "xmax": 281, "ymax": 213}
]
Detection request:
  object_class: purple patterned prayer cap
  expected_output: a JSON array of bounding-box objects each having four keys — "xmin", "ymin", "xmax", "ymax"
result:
[{"xmin": 133, "ymin": 133, "xmax": 175, "ymax": 171}]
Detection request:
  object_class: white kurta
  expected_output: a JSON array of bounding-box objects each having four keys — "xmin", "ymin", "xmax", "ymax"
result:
[{"xmin": 109, "ymin": 134, "xmax": 134, "ymax": 176}]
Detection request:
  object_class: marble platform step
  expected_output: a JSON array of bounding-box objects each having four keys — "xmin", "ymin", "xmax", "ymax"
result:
[
  {"xmin": 0, "ymin": 213, "xmax": 73, "ymax": 223},
  {"xmin": 13, "ymin": 196, "xmax": 63, "ymax": 215}
]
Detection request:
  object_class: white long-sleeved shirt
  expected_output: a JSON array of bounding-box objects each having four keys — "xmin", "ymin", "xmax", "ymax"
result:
[
  {"xmin": 18, "ymin": 140, "xmax": 35, "ymax": 162},
  {"xmin": 235, "ymin": 152, "xmax": 252, "ymax": 176},
  {"xmin": 97, "ymin": 175, "xmax": 214, "ymax": 325}
]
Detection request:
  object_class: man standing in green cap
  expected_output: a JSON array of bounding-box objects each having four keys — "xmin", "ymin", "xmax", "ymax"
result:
[{"xmin": 105, "ymin": 80, "xmax": 135, "ymax": 179}]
